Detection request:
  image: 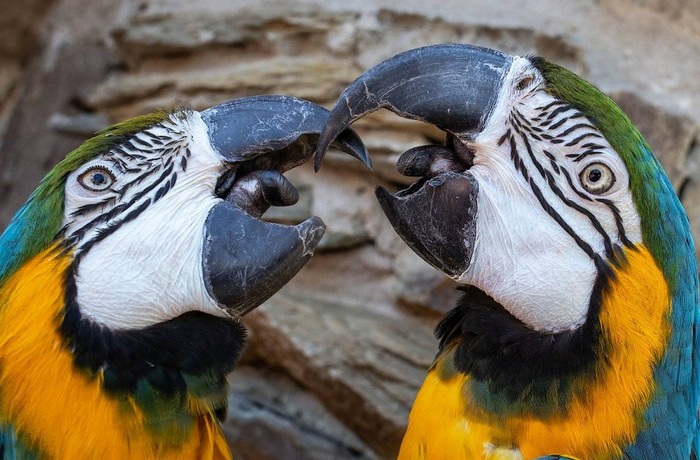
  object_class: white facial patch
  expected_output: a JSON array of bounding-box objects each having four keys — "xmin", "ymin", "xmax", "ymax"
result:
[
  {"xmin": 456, "ymin": 57, "xmax": 642, "ymax": 333},
  {"xmin": 63, "ymin": 112, "xmax": 228, "ymax": 330},
  {"xmin": 461, "ymin": 168, "xmax": 598, "ymax": 331}
]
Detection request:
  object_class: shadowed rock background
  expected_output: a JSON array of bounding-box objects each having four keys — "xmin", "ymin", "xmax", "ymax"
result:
[{"xmin": 1, "ymin": 1, "xmax": 699, "ymax": 458}]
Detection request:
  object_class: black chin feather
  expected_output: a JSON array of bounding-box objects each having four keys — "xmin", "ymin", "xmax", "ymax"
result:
[
  {"xmin": 436, "ymin": 268, "xmax": 610, "ymax": 402},
  {"xmin": 60, "ymin": 262, "xmax": 246, "ymax": 396}
]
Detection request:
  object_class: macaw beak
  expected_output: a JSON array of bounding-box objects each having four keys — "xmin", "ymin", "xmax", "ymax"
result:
[
  {"xmin": 200, "ymin": 95, "xmax": 369, "ymax": 316},
  {"xmin": 315, "ymin": 45, "xmax": 512, "ymax": 277}
]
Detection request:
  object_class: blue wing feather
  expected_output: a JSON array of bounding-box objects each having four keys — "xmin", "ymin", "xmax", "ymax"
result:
[
  {"xmin": 0, "ymin": 424, "xmax": 40, "ymax": 460},
  {"xmin": 624, "ymin": 158, "xmax": 700, "ymax": 459}
]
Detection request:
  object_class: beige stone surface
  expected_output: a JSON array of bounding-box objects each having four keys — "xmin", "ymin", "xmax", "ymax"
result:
[
  {"xmin": 87, "ymin": 56, "xmax": 360, "ymax": 114},
  {"xmin": 611, "ymin": 91, "xmax": 699, "ymax": 189},
  {"xmin": 244, "ymin": 292, "xmax": 435, "ymax": 458},
  {"xmin": 226, "ymin": 366, "xmax": 378, "ymax": 459}
]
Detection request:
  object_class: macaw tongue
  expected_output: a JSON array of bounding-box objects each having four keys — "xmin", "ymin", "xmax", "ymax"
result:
[
  {"xmin": 396, "ymin": 145, "xmax": 463, "ymax": 178},
  {"xmin": 222, "ymin": 169, "xmax": 300, "ymax": 218},
  {"xmin": 395, "ymin": 133, "xmax": 473, "ymax": 179}
]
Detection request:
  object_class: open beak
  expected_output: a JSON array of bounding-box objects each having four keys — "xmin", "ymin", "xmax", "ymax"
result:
[
  {"xmin": 200, "ymin": 95, "xmax": 369, "ymax": 316},
  {"xmin": 315, "ymin": 45, "xmax": 512, "ymax": 277}
]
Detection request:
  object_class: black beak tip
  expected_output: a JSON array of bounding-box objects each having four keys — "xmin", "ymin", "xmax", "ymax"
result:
[
  {"xmin": 375, "ymin": 185, "xmax": 391, "ymax": 203},
  {"xmin": 313, "ymin": 146, "xmax": 327, "ymax": 172},
  {"xmin": 374, "ymin": 185, "xmax": 401, "ymax": 224},
  {"xmin": 314, "ymin": 128, "xmax": 372, "ymax": 173},
  {"xmin": 296, "ymin": 216, "xmax": 326, "ymax": 254},
  {"xmin": 336, "ymin": 128, "xmax": 372, "ymax": 168}
]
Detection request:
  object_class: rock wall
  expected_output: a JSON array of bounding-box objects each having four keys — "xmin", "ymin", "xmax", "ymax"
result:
[{"xmin": 1, "ymin": 1, "xmax": 698, "ymax": 458}]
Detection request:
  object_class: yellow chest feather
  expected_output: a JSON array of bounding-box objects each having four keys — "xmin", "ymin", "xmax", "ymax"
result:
[
  {"xmin": 0, "ymin": 248, "xmax": 231, "ymax": 459},
  {"xmin": 399, "ymin": 246, "xmax": 670, "ymax": 460}
]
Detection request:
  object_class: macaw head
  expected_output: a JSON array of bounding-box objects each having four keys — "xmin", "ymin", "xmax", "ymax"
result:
[
  {"xmin": 315, "ymin": 44, "xmax": 698, "ymax": 432},
  {"xmin": 316, "ymin": 44, "xmax": 664, "ymax": 332},
  {"xmin": 0, "ymin": 95, "xmax": 367, "ymax": 373}
]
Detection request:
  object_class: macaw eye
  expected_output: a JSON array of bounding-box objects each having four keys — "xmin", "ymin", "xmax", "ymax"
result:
[
  {"xmin": 78, "ymin": 166, "xmax": 116, "ymax": 192},
  {"xmin": 579, "ymin": 162, "xmax": 615, "ymax": 194}
]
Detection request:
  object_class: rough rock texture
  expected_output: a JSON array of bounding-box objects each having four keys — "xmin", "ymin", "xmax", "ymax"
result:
[
  {"xmin": 243, "ymin": 291, "xmax": 435, "ymax": 458},
  {"xmin": 225, "ymin": 366, "xmax": 378, "ymax": 460},
  {"xmin": 0, "ymin": 0, "xmax": 56, "ymax": 104},
  {"xmin": 611, "ymin": 91, "xmax": 699, "ymax": 189},
  {"xmin": 1, "ymin": 1, "xmax": 699, "ymax": 458}
]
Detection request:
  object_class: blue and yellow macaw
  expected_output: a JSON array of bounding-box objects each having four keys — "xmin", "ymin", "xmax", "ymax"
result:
[
  {"xmin": 317, "ymin": 44, "xmax": 700, "ymax": 459},
  {"xmin": 0, "ymin": 96, "xmax": 367, "ymax": 459}
]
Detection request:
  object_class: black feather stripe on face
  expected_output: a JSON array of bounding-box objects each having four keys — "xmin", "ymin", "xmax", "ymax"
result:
[
  {"xmin": 60, "ymin": 120, "xmax": 191, "ymax": 257},
  {"xmin": 505, "ymin": 100, "xmax": 628, "ymax": 261}
]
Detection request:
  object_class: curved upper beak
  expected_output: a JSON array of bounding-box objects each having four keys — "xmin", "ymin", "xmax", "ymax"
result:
[
  {"xmin": 315, "ymin": 44, "xmax": 512, "ymax": 170},
  {"xmin": 199, "ymin": 95, "xmax": 368, "ymax": 316},
  {"xmin": 314, "ymin": 44, "xmax": 513, "ymax": 277},
  {"xmin": 203, "ymin": 95, "xmax": 370, "ymax": 171}
]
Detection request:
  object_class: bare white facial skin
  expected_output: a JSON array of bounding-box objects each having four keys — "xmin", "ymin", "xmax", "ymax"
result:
[
  {"xmin": 456, "ymin": 57, "xmax": 642, "ymax": 333},
  {"xmin": 63, "ymin": 112, "xmax": 227, "ymax": 330}
]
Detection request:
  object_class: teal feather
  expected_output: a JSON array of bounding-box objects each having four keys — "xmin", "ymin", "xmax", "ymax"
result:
[{"xmin": 1, "ymin": 424, "xmax": 41, "ymax": 460}]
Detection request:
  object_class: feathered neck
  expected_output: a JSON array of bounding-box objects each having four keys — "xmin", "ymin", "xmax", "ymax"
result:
[
  {"xmin": 436, "ymin": 245, "xmax": 669, "ymax": 421},
  {"xmin": 0, "ymin": 247, "xmax": 236, "ymax": 458}
]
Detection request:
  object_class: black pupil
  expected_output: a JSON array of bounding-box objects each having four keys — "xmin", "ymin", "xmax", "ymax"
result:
[
  {"xmin": 92, "ymin": 172, "xmax": 107, "ymax": 186},
  {"xmin": 588, "ymin": 168, "xmax": 602, "ymax": 183}
]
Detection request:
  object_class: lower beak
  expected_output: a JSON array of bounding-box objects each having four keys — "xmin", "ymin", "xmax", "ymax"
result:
[
  {"xmin": 203, "ymin": 204, "xmax": 325, "ymax": 316},
  {"xmin": 376, "ymin": 172, "xmax": 479, "ymax": 277}
]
